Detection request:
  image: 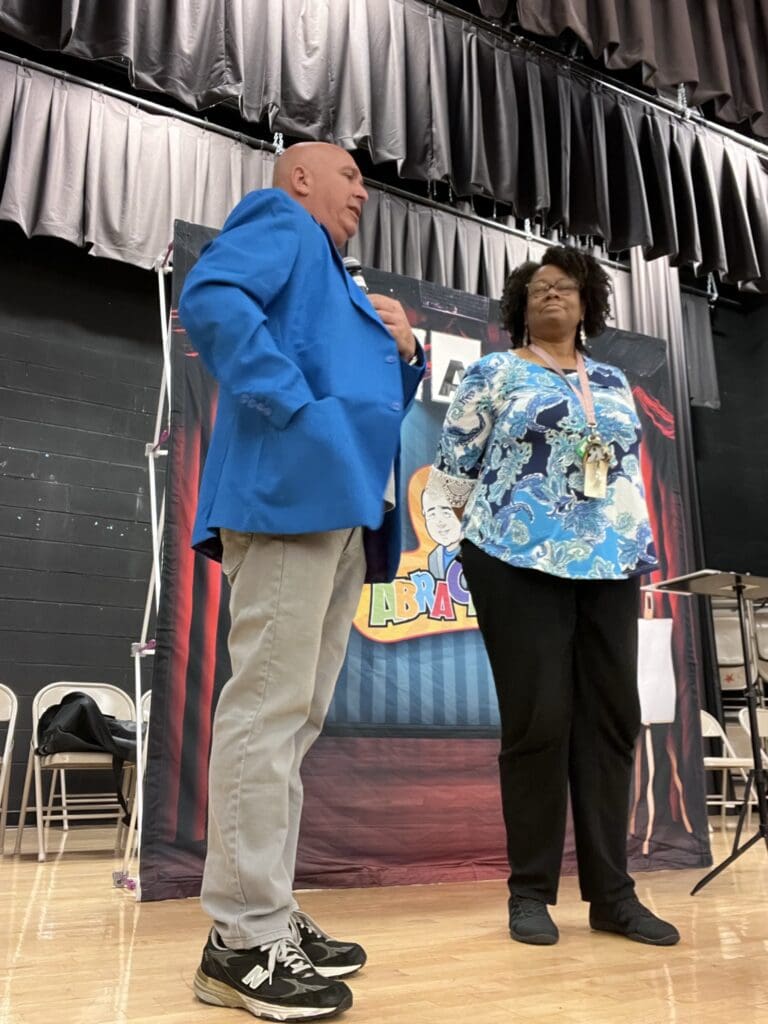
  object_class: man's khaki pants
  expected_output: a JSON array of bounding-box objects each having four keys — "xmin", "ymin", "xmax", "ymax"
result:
[{"xmin": 201, "ymin": 527, "xmax": 366, "ymax": 949}]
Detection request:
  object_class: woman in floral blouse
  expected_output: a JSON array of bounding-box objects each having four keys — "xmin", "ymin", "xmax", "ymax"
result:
[{"xmin": 430, "ymin": 246, "xmax": 679, "ymax": 948}]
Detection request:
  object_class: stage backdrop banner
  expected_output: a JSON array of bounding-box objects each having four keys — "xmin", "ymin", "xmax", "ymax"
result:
[{"xmin": 139, "ymin": 220, "xmax": 710, "ymax": 900}]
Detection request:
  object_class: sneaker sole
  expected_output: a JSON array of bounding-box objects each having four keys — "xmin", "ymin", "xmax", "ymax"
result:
[
  {"xmin": 193, "ymin": 969, "xmax": 353, "ymax": 1021},
  {"xmin": 509, "ymin": 929, "xmax": 559, "ymax": 946},
  {"xmin": 590, "ymin": 923, "xmax": 680, "ymax": 946},
  {"xmin": 314, "ymin": 962, "xmax": 365, "ymax": 979}
]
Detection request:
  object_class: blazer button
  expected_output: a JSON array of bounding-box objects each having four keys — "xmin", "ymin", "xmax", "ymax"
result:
[
  {"xmin": 385, "ymin": 354, "xmax": 397, "ymax": 363},
  {"xmin": 390, "ymin": 401, "xmax": 402, "ymax": 412}
]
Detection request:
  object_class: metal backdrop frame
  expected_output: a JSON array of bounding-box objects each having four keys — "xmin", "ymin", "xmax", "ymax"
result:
[{"xmin": 114, "ymin": 246, "xmax": 173, "ymax": 894}]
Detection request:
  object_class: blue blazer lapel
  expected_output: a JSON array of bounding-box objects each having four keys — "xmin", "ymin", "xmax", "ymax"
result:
[{"xmin": 321, "ymin": 227, "xmax": 384, "ymax": 327}]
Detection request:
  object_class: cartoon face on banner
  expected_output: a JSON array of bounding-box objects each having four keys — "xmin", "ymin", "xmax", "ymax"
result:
[
  {"xmin": 353, "ymin": 466, "xmax": 479, "ymax": 643},
  {"xmin": 353, "ymin": 323, "xmax": 484, "ymax": 645},
  {"xmin": 422, "ymin": 481, "xmax": 462, "ymax": 556}
]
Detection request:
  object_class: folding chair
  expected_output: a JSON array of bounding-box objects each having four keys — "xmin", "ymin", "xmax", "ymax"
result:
[
  {"xmin": 700, "ymin": 709, "xmax": 754, "ymax": 830},
  {"xmin": 14, "ymin": 682, "xmax": 136, "ymax": 861},
  {"xmin": 712, "ymin": 607, "xmax": 754, "ymax": 693},
  {"xmin": 0, "ymin": 683, "xmax": 19, "ymax": 855},
  {"xmin": 754, "ymin": 604, "xmax": 768, "ymax": 690},
  {"xmin": 736, "ymin": 706, "xmax": 768, "ymax": 766}
]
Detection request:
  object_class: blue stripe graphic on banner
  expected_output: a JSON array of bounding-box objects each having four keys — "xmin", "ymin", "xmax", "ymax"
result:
[{"xmin": 330, "ymin": 625, "xmax": 496, "ymax": 731}]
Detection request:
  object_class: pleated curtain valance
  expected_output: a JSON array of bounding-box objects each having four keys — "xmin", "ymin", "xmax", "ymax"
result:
[
  {"xmin": 4, "ymin": 53, "xmax": 726, "ymax": 406},
  {"xmin": 2, "ymin": 0, "xmax": 768, "ymax": 289},
  {"xmin": 1, "ymin": 54, "xmax": 631, "ymax": 306},
  {"xmin": 0, "ymin": 59, "xmax": 275, "ymax": 268},
  {"xmin": 513, "ymin": 0, "xmax": 768, "ymax": 140}
]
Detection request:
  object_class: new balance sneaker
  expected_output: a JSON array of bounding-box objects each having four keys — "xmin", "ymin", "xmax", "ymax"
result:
[
  {"xmin": 589, "ymin": 895, "xmax": 680, "ymax": 946},
  {"xmin": 194, "ymin": 930, "xmax": 353, "ymax": 1020},
  {"xmin": 508, "ymin": 896, "xmax": 559, "ymax": 945},
  {"xmin": 289, "ymin": 910, "xmax": 367, "ymax": 978}
]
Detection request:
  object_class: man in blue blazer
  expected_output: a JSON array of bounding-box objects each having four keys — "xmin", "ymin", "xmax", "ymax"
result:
[{"xmin": 178, "ymin": 142, "xmax": 424, "ymax": 1021}]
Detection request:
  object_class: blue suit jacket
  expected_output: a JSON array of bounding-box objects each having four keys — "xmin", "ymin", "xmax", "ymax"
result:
[{"xmin": 178, "ymin": 189, "xmax": 424, "ymax": 582}]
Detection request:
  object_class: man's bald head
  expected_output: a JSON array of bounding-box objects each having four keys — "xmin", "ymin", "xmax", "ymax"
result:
[
  {"xmin": 273, "ymin": 142, "xmax": 340, "ymax": 191},
  {"xmin": 273, "ymin": 142, "xmax": 368, "ymax": 247}
]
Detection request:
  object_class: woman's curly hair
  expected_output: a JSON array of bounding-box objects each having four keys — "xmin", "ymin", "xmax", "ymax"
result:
[{"xmin": 499, "ymin": 245, "xmax": 612, "ymax": 349}]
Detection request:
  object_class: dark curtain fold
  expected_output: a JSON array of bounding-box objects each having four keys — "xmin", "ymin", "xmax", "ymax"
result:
[
  {"xmin": 689, "ymin": 133, "xmax": 727, "ymax": 277},
  {"xmin": 634, "ymin": 111, "xmax": 678, "ymax": 261},
  {"xmin": 516, "ymin": 0, "xmax": 768, "ymax": 138},
  {"xmin": 477, "ymin": 1, "xmax": 511, "ymax": 17},
  {"xmin": 681, "ymin": 293, "xmax": 720, "ymax": 410},
  {"xmin": 2, "ymin": 1, "xmax": 768, "ymax": 286}
]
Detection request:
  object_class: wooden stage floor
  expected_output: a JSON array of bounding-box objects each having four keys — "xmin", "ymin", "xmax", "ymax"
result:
[{"xmin": 1, "ymin": 827, "xmax": 767, "ymax": 1023}]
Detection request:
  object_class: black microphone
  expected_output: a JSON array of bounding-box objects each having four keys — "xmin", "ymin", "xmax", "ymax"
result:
[{"xmin": 342, "ymin": 256, "xmax": 369, "ymax": 294}]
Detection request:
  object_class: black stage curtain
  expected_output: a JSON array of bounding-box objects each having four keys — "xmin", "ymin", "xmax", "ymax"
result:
[
  {"xmin": 515, "ymin": 0, "xmax": 768, "ymax": 138},
  {"xmin": 2, "ymin": 1, "xmax": 768, "ymax": 288}
]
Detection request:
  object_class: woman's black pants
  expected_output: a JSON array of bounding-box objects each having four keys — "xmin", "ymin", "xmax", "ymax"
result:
[{"xmin": 461, "ymin": 541, "xmax": 641, "ymax": 905}]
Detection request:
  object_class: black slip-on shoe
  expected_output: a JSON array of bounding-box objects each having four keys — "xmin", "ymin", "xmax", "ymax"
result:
[
  {"xmin": 508, "ymin": 896, "xmax": 559, "ymax": 945},
  {"xmin": 589, "ymin": 896, "xmax": 680, "ymax": 946}
]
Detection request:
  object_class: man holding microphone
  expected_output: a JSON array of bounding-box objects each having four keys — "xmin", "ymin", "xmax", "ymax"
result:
[{"xmin": 178, "ymin": 141, "xmax": 423, "ymax": 1021}]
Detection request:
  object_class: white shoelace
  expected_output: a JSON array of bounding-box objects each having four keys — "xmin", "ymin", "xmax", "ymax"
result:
[
  {"xmin": 289, "ymin": 910, "xmax": 329, "ymax": 942},
  {"xmin": 258, "ymin": 938, "xmax": 314, "ymax": 982}
]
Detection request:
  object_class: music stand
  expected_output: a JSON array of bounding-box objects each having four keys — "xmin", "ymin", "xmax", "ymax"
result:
[{"xmin": 645, "ymin": 569, "xmax": 768, "ymax": 895}]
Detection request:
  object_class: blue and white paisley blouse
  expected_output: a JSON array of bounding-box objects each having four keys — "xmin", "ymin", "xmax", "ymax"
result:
[{"xmin": 430, "ymin": 351, "xmax": 658, "ymax": 580}]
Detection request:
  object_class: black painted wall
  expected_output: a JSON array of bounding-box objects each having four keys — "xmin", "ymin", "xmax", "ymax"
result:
[
  {"xmin": 691, "ymin": 302, "xmax": 768, "ymax": 578},
  {"xmin": 0, "ymin": 222, "xmax": 159, "ymax": 823}
]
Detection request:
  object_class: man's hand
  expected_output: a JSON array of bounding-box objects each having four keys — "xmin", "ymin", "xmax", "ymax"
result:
[{"xmin": 368, "ymin": 294, "xmax": 417, "ymax": 362}]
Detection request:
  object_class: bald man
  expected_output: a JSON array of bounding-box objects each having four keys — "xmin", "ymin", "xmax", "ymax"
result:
[{"xmin": 178, "ymin": 143, "xmax": 424, "ymax": 1020}]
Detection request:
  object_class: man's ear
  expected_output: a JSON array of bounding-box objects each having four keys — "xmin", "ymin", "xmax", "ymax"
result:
[{"xmin": 292, "ymin": 164, "xmax": 311, "ymax": 197}]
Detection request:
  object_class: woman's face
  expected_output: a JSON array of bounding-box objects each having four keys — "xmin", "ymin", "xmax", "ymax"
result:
[{"xmin": 525, "ymin": 264, "xmax": 585, "ymax": 341}]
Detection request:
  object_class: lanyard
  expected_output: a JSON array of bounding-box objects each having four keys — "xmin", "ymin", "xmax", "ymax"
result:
[{"xmin": 528, "ymin": 344, "xmax": 597, "ymax": 431}]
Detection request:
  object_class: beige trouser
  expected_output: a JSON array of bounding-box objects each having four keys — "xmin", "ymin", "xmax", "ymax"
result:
[{"xmin": 201, "ymin": 527, "xmax": 367, "ymax": 949}]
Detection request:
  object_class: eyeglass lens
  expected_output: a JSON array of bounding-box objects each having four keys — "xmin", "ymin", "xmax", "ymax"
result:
[{"xmin": 528, "ymin": 280, "xmax": 578, "ymax": 297}]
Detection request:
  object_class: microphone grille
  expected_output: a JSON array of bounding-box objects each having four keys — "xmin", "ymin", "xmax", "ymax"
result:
[{"xmin": 342, "ymin": 256, "xmax": 368, "ymax": 293}]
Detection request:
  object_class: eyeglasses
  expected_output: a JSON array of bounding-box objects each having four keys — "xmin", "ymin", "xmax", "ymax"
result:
[{"xmin": 527, "ymin": 280, "xmax": 580, "ymax": 299}]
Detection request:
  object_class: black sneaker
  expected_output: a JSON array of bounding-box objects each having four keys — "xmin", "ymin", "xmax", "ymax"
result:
[
  {"xmin": 194, "ymin": 930, "xmax": 353, "ymax": 1020},
  {"xmin": 289, "ymin": 910, "xmax": 367, "ymax": 978},
  {"xmin": 589, "ymin": 896, "xmax": 680, "ymax": 946},
  {"xmin": 508, "ymin": 896, "xmax": 559, "ymax": 945}
]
